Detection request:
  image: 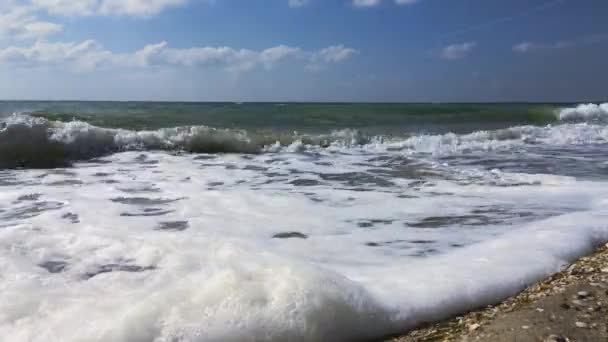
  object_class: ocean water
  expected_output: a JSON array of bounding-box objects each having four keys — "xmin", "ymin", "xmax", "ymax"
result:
[{"xmin": 1, "ymin": 102, "xmax": 608, "ymax": 341}]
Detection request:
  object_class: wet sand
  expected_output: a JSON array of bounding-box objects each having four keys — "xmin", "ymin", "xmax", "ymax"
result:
[{"xmin": 390, "ymin": 243, "xmax": 608, "ymax": 342}]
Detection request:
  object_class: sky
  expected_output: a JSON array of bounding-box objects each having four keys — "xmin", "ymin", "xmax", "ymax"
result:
[{"xmin": 0, "ymin": 0, "xmax": 606, "ymax": 102}]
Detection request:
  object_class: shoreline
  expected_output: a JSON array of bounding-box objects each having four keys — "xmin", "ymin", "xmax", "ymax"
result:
[{"xmin": 388, "ymin": 242, "xmax": 608, "ymax": 342}]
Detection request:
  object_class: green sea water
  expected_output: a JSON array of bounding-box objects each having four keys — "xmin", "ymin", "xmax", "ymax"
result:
[{"xmin": 0, "ymin": 101, "xmax": 564, "ymax": 134}]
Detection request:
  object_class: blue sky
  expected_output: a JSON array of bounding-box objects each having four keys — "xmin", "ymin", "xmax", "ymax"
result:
[{"xmin": 0, "ymin": 0, "xmax": 606, "ymax": 102}]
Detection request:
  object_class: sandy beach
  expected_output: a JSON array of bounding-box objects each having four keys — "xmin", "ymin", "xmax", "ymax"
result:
[{"xmin": 391, "ymin": 243, "xmax": 608, "ymax": 342}]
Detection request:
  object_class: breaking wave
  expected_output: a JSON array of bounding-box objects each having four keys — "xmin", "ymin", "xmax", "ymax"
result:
[
  {"xmin": 558, "ymin": 103, "xmax": 608, "ymax": 122},
  {"xmin": 2, "ymin": 103, "xmax": 608, "ymax": 169},
  {"xmin": 0, "ymin": 114, "xmax": 375, "ymax": 168}
]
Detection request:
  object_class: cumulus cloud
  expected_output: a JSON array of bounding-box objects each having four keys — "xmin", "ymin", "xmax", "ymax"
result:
[
  {"xmin": 0, "ymin": 6, "xmax": 62, "ymax": 39},
  {"xmin": 0, "ymin": 40, "xmax": 355, "ymax": 72},
  {"xmin": 440, "ymin": 42, "xmax": 476, "ymax": 60}
]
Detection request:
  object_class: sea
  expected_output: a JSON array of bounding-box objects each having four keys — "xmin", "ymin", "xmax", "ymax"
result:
[{"xmin": 1, "ymin": 101, "xmax": 607, "ymax": 341}]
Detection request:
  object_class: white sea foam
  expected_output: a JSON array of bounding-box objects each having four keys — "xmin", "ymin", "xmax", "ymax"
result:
[
  {"xmin": 0, "ymin": 148, "xmax": 607, "ymax": 341},
  {"xmin": 558, "ymin": 103, "xmax": 608, "ymax": 122}
]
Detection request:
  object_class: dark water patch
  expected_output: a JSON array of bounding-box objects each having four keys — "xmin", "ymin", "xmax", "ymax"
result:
[
  {"xmin": 1, "ymin": 201, "xmax": 64, "ymax": 220},
  {"xmin": 17, "ymin": 193, "xmax": 41, "ymax": 201},
  {"xmin": 290, "ymin": 179, "xmax": 323, "ymax": 187},
  {"xmin": 242, "ymin": 165, "xmax": 269, "ymax": 172},
  {"xmin": 487, "ymin": 180, "xmax": 541, "ymax": 188},
  {"xmin": 134, "ymin": 154, "xmax": 159, "ymax": 165},
  {"xmin": 336, "ymin": 187, "xmax": 397, "ymax": 193},
  {"xmin": 111, "ymin": 197, "xmax": 180, "ymax": 206},
  {"xmin": 410, "ymin": 248, "xmax": 440, "ymax": 257},
  {"xmin": 365, "ymin": 239, "xmax": 433, "ymax": 249},
  {"xmin": 101, "ymin": 179, "xmax": 120, "ymax": 184},
  {"xmin": 62, "ymin": 212, "xmax": 80, "ymax": 223},
  {"xmin": 46, "ymin": 169, "xmax": 78, "ymax": 177},
  {"xmin": 314, "ymin": 161, "xmax": 333, "ymax": 166},
  {"xmin": 287, "ymin": 168, "xmax": 311, "ymax": 175},
  {"xmin": 157, "ymin": 221, "xmax": 189, "ymax": 231},
  {"xmin": 320, "ymin": 172, "xmax": 395, "ymax": 188},
  {"xmin": 408, "ymin": 180, "xmax": 435, "ymax": 188},
  {"xmin": 208, "ymin": 182, "xmax": 224, "ymax": 187},
  {"xmin": 426, "ymin": 191, "xmax": 455, "ymax": 196},
  {"xmin": 48, "ymin": 179, "xmax": 84, "ymax": 186},
  {"xmin": 397, "ymin": 194, "xmax": 418, "ymax": 199},
  {"xmin": 302, "ymin": 193, "xmax": 325, "ymax": 203},
  {"xmin": 262, "ymin": 177, "xmax": 290, "ymax": 185},
  {"xmin": 264, "ymin": 172, "xmax": 288, "ymax": 178},
  {"xmin": 93, "ymin": 172, "xmax": 112, "ymax": 177},
  {"xmin": 84, "ymin": 264, "xmax": 156, "ymax": 280},
  {"xmin": 370, "ymin": 164, "xmax": 442, "ymax": 181},
  {"xmin": 264, "ymin": 158, "xmax": 288, "ymax": 165},
  {"xmin": 367, "ymin": 156, "xmax": 393, "ymax": 163},
  {"xmin": 118, "ymin": 185, "xmax": 161, "ymax": 193},
  {"xmin": 273, "ymin": 232, "xmax": 308, "ymax": 239},
  {"xmin": 409, "ymin": 239, "xmax": 436, "ymax": 244},
  {"xmin": 471, "ymin": 206, "xmax": 533, "ymax": 217},
  {"xmin": 86, "ymin": 158, "xmax": 113, "ymax": 165},
  {"xmin": 121, "ymin": 209, "xmax": 174, "ymax": 217},
  {"xmin": 450, "ymin": 243, "xmax": 465, "ymax": 248},
  {"xmin": 357, "ymin": 219, "xmax": 395, "ymax": 228},
  {"xmin": 39, "ymin": 260, "xmax": 69, "ymax": 273},
  {"xmin": 407, "ymin": 215, "xmax": 499, "ymax": 228},
  {"xmin": 194, "ymin": 155, "xmax": 217, "ymax": 160}
]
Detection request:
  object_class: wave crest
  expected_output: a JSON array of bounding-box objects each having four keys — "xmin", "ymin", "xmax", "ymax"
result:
[
  {"xmin": 0, "ymin": 115, "xmax": 376, "ymax": 168},
  {"xmin": 558, "ymin": 103, "xmax": 608, "ymax": 122}
]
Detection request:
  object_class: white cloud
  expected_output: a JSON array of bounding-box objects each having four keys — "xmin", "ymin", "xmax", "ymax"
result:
[
  {"xmin": 513, "ymin": 40, "xmax": 573, "ymax": 53},
  {"xmin": 0, "ymin": 6, "xmax": 62, "ymax": 40},
  {"xmin": 440, "ymin": 42, "xmax": 476, "ymax": 60},
  {"xmin": 307, "ymin": 45, "xmax": 358, "ymax": 70},
  {"xmin": 352, "ymin": 0, "xmax": 417, "ymax": 7},
  {"xmin": 353, "ymin": 0, "xmax": 381, "ymax": 6},
  {"xmin": 513, "ymin": 42, "xmax": 533, "ymax": 53},
  {"xmin": 0, "ymin": 40, "xmax": 354, "ymax": 72},
  {"xmin": 288, "ymin": 0, "xmax": 309, "ymax": 8},
  {"xmin": 310, "ymin": 45, "xmax": 358, "ymax": 63},
  {"xmin": 31, "ymin": 0, "xmax": 188, "ymax": 17}
]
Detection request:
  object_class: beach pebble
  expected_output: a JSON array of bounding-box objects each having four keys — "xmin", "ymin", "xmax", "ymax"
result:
[
  {"xmin": 574, "ymin": 321, "xmax": 588, "ymax": 328},
  {"xmin": 544, "ymin": 335, "xmax": 568, "ymax": 342},
  {"xmin": 536, "ymin": 307, "xmax": 545, "ymax": 312},
  {"xmin": 468, "ymin": 323, "xmax": 480, "ymax": 332},
  {"xmin": 571, "ymin": 299, "xmax": 584, "ymax": 306},
  {"xmin": 576, "ymin": 291, "xmax": 590, "ymax": 298}
]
